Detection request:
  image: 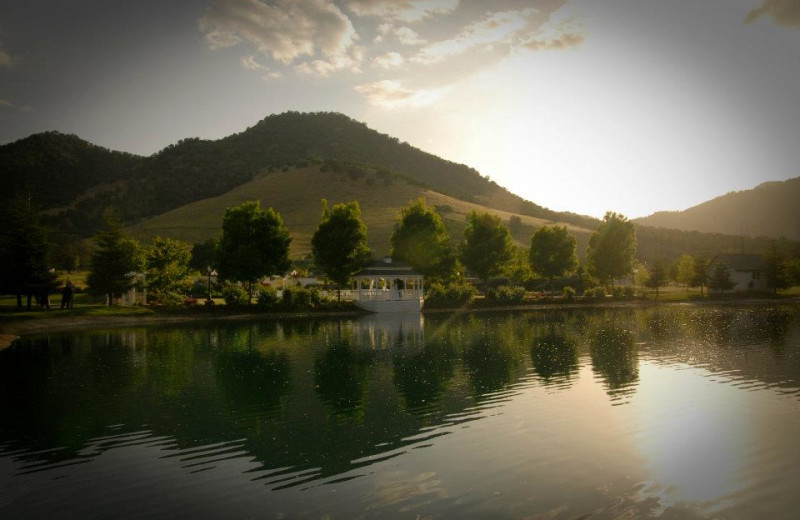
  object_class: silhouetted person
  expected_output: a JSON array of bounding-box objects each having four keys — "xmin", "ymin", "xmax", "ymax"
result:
[{"xmin": 61, "ymin": 282, "xmax": 74, "ymax": 309}]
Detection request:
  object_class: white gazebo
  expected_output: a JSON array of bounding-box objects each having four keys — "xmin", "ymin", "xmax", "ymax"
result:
[{"xmin": 351, "ymin": 257, "xmax": 423, "ymax": 313}]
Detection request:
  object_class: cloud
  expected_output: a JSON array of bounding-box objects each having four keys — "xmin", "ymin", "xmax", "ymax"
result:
[
  {"xmin": 0, "ymin": 98, "xmax": 12, "ymax": 108},
  {"xmin": 346, "ymin": 0, "xmax": 459, "ymax": 22},
  {"xmin": 0, "ymin": 41, "xmax": 13, "ymax": 68},
  {"xmin": 295, "ymin": 50, "xmax": 364, "ymax": 76},
  {"xmin": 354, "ymin": 79, "xmax": 451, "ymax": 108},
  {"xmin": 374, "ymin": 23, "xmax": 426, "ymax": 45},
  {"xmin": 519, "ymin": 17, "xmax": 585, "ymax": 50},
  {"xmin": 373, "ymin": 51, "xmax": 405, "ymax": 69},
  {"xmin": 199, "ymin": 0, "xmax": 358, "ymax": 64},
  {"xmin": 240, "ymin": 55, "xmax": 282, "ymax": 79},
  {"xmin": 745, "ymin": 0, "xmax": 800, "ymax": 27}
]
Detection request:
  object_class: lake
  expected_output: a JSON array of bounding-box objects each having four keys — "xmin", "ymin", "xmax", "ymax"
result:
[{"xmin": 1, "ymin": 305, "xmax": 799, "ymax": 519}]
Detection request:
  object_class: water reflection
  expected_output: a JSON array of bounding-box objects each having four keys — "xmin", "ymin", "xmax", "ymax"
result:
[
  {"xmin": 530, "ymin": 325, "xmax": 579, "ymax": 387},
  {"xmin": 1, "ymin": 305, "xmax": 799, "ymax": 518},
  {"xmin": 589, "ymin": 323, "xmax": 639, "ymax": 403}
]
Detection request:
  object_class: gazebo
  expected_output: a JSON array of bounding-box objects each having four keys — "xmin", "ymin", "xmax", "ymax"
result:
[{"xmin": 351, "ymin": 256, "xmax": 423, "ymax": 313}]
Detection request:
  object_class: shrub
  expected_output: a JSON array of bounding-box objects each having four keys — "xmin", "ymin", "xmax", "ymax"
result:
[
  {"xmin": 562, "ymin": 286, "xmax": 576, "ymax": 301},
  {"xmin": 425, "ymin": 281, "xmax": 477, "ymax": 308},
  {"xmin": 486, "ymin": 285, "xmax": 526, "ymax": 304},
  {"xmin": 256, "ymin": 286, "xmax": 279, "ymax": 309},
  {"xmin": 623, "ymin": 286, "xmax": 636, "ymax": 300},
  {"xmin": 282, "ymin": 285, "xmax": 323, "ymax": 310},
  {"xmin": 584, "ymin": 286, "xmax": 606, "ymax": 300},
  {"xmin": 611, "ymin": 286, "xmax": 625, "ymax": 299},
  {"xmin": 222, "ymin": 283, "xmax": 248, "ymax": 306}
]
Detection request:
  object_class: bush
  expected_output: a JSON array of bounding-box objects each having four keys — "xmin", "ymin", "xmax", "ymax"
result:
[
  {"xmin": 486, "ymin": 285, "xmax": 526, "ymax": 304},
  {"xmin": 256, "ymin": 286, "xmax": 279, "ymax": 309},
  {"xmin": 584, "ymin": 286, "xmax": 606, "ymax": 300},
  {"xmin": 562, "ymin": 286, "xmax": 576, "ymax": 301},
  {"xmin": 222, "ymin": 283, "xmax": 248, "ymax": 306},
  {"xmin": 282, "ymin": 285, "xmax": 326, "ymax": 310},
  {"xmin": 611, "ymin": 286, "xmax": 625, "ymax": 299},
  {"xmin": 425, "ymin": 281, "xmax": 477, "ymax": 308},
  {"xmin": 623, "ymin": 286, "xmax": 636, "ymax": 299}
]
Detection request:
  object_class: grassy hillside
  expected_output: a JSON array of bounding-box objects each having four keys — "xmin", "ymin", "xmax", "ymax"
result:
[
  {"xmin": 127, "ymin": 164, "xmax": 593, "ymax": 259},
  {"xmin": 635, "ymin": 177, "xmax": 800, "ymax": 240}
]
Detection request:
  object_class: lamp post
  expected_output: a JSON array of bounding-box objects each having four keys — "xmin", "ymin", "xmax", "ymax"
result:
[{"xmin": 206, "ymin": 267, "xmax": 218, "ymax": 303}]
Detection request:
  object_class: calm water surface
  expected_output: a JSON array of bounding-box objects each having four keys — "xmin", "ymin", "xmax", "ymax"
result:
[{"xmin": 1, "ymin": 305, "xmax": 799, "ymax": 519}]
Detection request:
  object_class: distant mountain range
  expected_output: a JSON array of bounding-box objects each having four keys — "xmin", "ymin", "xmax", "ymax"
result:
[
  {"xmin": 1, "ymin": 111, "xmax": 792, "ymax": 261},
  {"xmin": 635, "ymin": 177, "xmax": 800, "ymax": 240}
]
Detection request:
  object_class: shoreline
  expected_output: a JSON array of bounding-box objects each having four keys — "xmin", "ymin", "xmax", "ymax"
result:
[{"xmin": 1, "ymin": 297, "xmax": 798, "ymax": 345}]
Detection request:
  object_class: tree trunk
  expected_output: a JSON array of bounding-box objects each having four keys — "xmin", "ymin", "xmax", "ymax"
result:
[
  {"xmin": 337, "ymin": 283, "xmax": 341, "ymax": 302},
  {"xmin": 16, "ymin": 293, "xmax": 22, "ymax": 309}
]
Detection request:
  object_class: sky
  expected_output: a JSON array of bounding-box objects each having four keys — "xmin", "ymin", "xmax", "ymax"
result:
[{"xmin": 1, "ymin": 0, "xmax": 799, "ymax": 219}]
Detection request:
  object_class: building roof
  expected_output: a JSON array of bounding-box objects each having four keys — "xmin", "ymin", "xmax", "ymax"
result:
[
  {"xmin": 711, "ymin": 254, "xmax": 764, "ymax": 272},
  {"xmin": 354, "ymin": 258, "xmax": 422, "ymax": 278}
]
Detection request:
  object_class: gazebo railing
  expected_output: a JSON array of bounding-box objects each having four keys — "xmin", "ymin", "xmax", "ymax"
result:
[{"xmin": 353, "ymin": 289, "xmax": 423, "ymax": 301}]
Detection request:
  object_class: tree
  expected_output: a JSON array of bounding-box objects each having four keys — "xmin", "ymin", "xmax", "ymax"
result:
[
  {"xmin": 586, "ymin": 212, "xmax": 636, "ymax": 290},
  {"xmin": 312, "ymin": 200, "xmax": 371, "ymax": 300},
  {"xmin": 189, "ymin": 238, "xmax": 218, "ymax": 271},
  {"xmin": 0, "ymin": 196, "xmax": 56, "ymax": 309},
  {"xmin": 460, "ymin": 211, "xmax": 513, "ymax": 289},
  {"xmin": 644, "ymin": 261, "xmax": 667, "ymax": 299},
  {"xmin": 216, "ymin": 201, "xmax": 291, "ymax": 302},
  {"xmin": 87, "ymin": 212, "xmax": 142, "ymax": 306},
  {"xmin": 690, "ymin": 255, "xmax": 710, "ymax": 296},
  {"xmin": 146, "ymin": 236, "xmax": 192, "ymax": 304},
  {"xmin": 763, "ymin": 242, "xmax": 791, "ymax": 294},
  {"xmin": 708, "ymin": 261, "xmax": 735, "ymax": 294},
  {"xmin": 390, "ymin": 198, "xmax": 455, "ymax": 280},
  {"xmin": 675, "ymin": 254, "xmax": 695, "ymax": 287},
  {"xmin": 529, "ymin": 225, "xmax": 578, "ymax": 295}
]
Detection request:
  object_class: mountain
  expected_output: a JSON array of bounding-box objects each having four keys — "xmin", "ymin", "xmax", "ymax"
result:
[
  {"xmin": 0, "ymin": 112, "xmax": 598, "ymax": 238},
  {"xmin": 635, "ymin": 177, "xmax": 800, "ymax": 240}
]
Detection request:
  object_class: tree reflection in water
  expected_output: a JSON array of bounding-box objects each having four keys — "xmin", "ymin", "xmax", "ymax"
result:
[
  {"xmin": 314, "ymin": 337, "xmax": 373, "ymax": 421},
  {"xmin": 393, "ymin": 337, "xmax": 458, "ymax": 414},
  {"xmin": 589, "ymin": 324, "xmax": 638, "ymax": 403},
  {"xmin": 530, "ymin": 325, "xmax": 579, "ymax": 387}
]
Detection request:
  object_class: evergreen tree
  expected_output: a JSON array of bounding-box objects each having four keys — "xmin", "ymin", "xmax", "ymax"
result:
[
  {"xmin": 390, "ymin": 198, "xmax": 455, "ymax": 280},
  {"xmin": 691, "ymin": 255, "xmax": 710, "ymax": 296},
  {"xmin": 763, "ymin": 242, "xmax": 791, "ymax": 294},
  {"xmin": 87, "ymin": 212, "xmax": 142, "ymax": 305},
  {"xmin": 529, "ymin": 225, "xmax": 578, "ymax": 295},
  {"xmin": 0, "ymin": 196, "xmax": 59, "ymax": 309},
  {"xmin": 460, "ymin": 211, "xmax": 513, "ymax": 289},
  {"xmin": 708, "ymin": 262, "xmax": 735, "ymax": 294},
  {"xmin": 312, "ymin": 200, "xmax": 371, "ymax": 300},
  {"xmin": 586, "ymin": 212, "xmax": 636, "ymax": 290},
  {"xmin": 216, "ymin": 201, "xmax": 291, "ymax": 302}
]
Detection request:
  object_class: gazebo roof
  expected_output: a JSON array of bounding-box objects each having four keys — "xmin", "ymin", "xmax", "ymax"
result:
[{"xmin": 354, "ymin": 258, "xmax": 422, "ymax": 278}]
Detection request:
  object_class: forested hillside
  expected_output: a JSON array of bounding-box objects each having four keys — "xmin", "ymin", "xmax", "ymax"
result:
[{"xmin": 635, "ymin": 177, "xmax": 800, "ymax": 240}]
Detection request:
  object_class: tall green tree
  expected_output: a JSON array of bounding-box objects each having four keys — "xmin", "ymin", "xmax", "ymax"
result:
[
  {"xmin": 675, "ymin": 254, "xmax": 695, "ymax": 287},
  {"xmin": 529, "ymin": 225, "xmax": 578, "ymax": 295},
  {"xmin": 709, "ymin": 261, "xmax": 735, "ymax": 294},
  {"xmin": 216, "ymin": 201, "xmax": 291, "ymax": 302},
  {"xmin": 691, "ymin": 255, "xmax": 710, "ymax": 296},
  {"xmin": 0, "ymin": 196, "xmax": 56, "ymax": 309},
  {"xmin": 586, "ymin": 212, "xmax": 637, "ymax": 290},
  {"xmin": 312, "ymin": 200, "xmax": 371, "ymax": 300},
  {"xmin": 189, "ymin": 238, "xmax": 218, "ymax": 271},
  {"xmin": 644, "ymin": 261, "xmax": 667, "ymax": 299},
  {"xmin": 87, "ymin": 212, "xmax": 142, "ymax": 306},
  {"xmin": 763, "ymin": 242, "xmax": 791, "ymax": 294},
  {"xmin": 461, "ymin": 211, "xmax": 513, "ymax": 289},
  {"xmin": 390, "ymin": 198, "xmax": 455, "ymax": 280},
  {"xmin": 146, "ymin": 236, "xmax": 192, "ymax": 304}
]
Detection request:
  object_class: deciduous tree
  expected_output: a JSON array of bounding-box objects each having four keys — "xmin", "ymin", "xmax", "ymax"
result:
[
  {"xmin": 763, "ymin": 242, "xmax": 792, "ymax": 294},
  {"xmin": 709, "ymin": 261, "xmax": 735, "ymax": 294},
  {"xmin": 529, "ymin": 225, "xmax": 578, "ymax": 295},
  {"xmin": 216, "ymin": 201, "xmax": 291, "ymax": 302},
  {"xmin": 391, "ymin": 198, "xmax": 455, "ymax": 280},
  {"xmin": 312, "ymin": 200, "xmax": 371, "ymax": 300},
  {"xmin": 460, "ymin": 211, "xmax": 513, "ymax": 289},
  {"xmin": 146, "ymin": 236, "xmax": 192, "ymax": 304},
  {"xmin": 644, "ymin": 261, "xmax": 667, "ymax": 299},
  {"xmin": 586, "ymin": 212, "xmax": 636, "ymax": 290}
]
